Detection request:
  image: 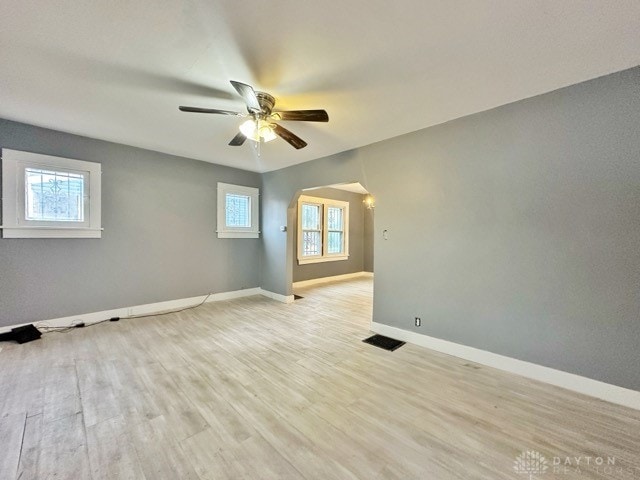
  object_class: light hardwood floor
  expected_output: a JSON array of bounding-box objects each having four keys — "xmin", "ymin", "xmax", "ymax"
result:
[{"xmin": 1, "ymin": 277, "xmax": 639, "ymax": 479}]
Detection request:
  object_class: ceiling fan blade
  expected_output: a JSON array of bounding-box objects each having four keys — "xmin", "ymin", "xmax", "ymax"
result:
[
  {"xmin": 230, "ymin": 80, "xmax": 261, "ymax": 112},
  {"xmin": 229, "ymin": 132, "xmax": 247, "ymax": 146},
  {"xmin": 272, "ymin": 124, "xmax": 307, "ymax": 150},
  {"xmin": 179, "ymin": 106, "xmax": 244, "ymax": 116},
  {"xmin": 272, "ymin": 110, "xmax": 329, "ymax": 122}
]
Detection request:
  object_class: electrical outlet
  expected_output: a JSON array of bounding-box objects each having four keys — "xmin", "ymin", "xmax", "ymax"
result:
[{"xmin": 415, "ymin": 317, "xmax": 421, "ymax": 327}]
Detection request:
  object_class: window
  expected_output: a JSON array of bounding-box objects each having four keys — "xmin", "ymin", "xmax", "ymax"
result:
[
  {"xmin": 1, "ymin": 149, "xmax": 102, "ymax": 238},
  {"xmin": 297, "ymin": 195, "xmax": 349, "ymax": 264},
  {"xmin": 217, "ymin": 182, "xmax": 259, "ymax": 238}
]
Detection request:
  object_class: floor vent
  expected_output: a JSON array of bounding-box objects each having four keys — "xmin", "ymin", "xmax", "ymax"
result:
[{"xmin": 363, "ymin": 334, "xmax": 405, "ymax": 352}]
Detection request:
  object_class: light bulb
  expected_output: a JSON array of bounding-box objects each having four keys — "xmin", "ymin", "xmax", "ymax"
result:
[
  {"xmin": 239, "ymin": 119, "xmax": 258, "ymax": 141},
  {"xmin": 259, "ymin": 123, "xmax": 277, "ymax": 142}
]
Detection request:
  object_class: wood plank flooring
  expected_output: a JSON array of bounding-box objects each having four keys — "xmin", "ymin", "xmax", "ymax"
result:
[{"xmin": 1, "ymin": 277, "xmax": 639, "ymax": 479}]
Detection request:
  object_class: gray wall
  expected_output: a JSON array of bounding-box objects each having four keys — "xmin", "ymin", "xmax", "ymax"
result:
[
  {"xmin": 2, "ymin": 66, "xmax": 639, "ymax": 390},
  {"xmin": 261, "ymin": 66, "xmax": 640, "ymax": 391},
  {"xmin": 0, "ymin": 119, "xmax": 261, "ymax": 327},
  {"xmin": 292, "ymin": 187, "xmax": 366, "ymax": 282},
  {"xmin": 261, "ymin": 150, "xmax": 367, "ymax": 296},
  {"xmin": 363, "ymin": 207, "xmax": 374, "ymax": 272}
]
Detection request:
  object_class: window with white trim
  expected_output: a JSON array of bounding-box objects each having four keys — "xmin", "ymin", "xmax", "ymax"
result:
[
  {"xmin": 297, "ymin": 195, "xmax": 349, "ymax": 264},
  {"xmin": 217, "ymin": 182, "xmax": 260, "ymax": 238},
  {"xmin": 1, "ymin": 149, "xmax": 102, "ymax": 238}
]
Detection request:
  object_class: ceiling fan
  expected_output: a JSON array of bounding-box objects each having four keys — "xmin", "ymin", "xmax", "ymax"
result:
[{"xmin": 179, "ymin": 80, "xmax": 329, "ymax": 150}]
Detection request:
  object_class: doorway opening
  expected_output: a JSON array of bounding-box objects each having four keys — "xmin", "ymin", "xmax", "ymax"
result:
[{"xmin": 287, "ymin": 182, "xmax": 374, "ymax": 328}]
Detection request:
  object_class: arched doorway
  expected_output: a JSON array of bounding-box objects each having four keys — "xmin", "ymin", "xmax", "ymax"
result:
[{"xmin": 287, "ymin": 182, "xmax": 375, "ymax": 329}]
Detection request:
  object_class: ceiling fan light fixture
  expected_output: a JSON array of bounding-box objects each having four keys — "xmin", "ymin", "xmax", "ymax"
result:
[
  {"xmin": 239, "ymin": 119, "xmax": 276, "ymax": 142},
  {"xmin": 181, "ymin": 80, "xmax": 327, "ymax": 149}
]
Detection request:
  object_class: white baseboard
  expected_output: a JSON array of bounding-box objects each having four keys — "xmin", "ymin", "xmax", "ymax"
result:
[
  {"xmin": 0, "ymin": 287, "xmax": 293, "ymax": 334},
  {"xmin": 259, "ymin": 289, "xmax": 295, "ymax": 304},
  {"xmin": 371, "ymin": 322, "xmax": 640, "ymax": 411},
  {"xmin": 293, "ymin": 271, "xmax": 373, "ymax": 289}
]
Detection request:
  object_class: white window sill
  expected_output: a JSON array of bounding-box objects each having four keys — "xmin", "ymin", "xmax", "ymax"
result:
[
  {"xmin": 217, "ymin": 231, "xmax": 260, "ymax": 239},
  {"xmin": 298, "ymin": 255, "xmax": 349, "ymax": 265},
  {"xmin": 0, "ymin": 226, "xmax": 103, "ymax": 239}
]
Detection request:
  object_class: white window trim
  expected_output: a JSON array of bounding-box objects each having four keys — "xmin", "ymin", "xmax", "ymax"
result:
[
  {"xmin": 1, "ymin": 149, "xmax": 102, "ymax": 239},
  {"xmin": 217, "ymin": 182, "xmax": 260, "ymax": 239},
  {"xmin": 297, "ymin": 195, "xmax": 349, "ymax": 265}
]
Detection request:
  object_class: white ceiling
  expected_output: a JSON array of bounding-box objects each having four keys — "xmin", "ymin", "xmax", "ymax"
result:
[
  {"xmin": 323, "ymin": 183, "xmax": 370, "ymax": 195},
  {"xmin": 1, "ymin": 1, "xmax": 639, "ymax": 173},
  {"xmin": 303, "ymin": 182, "xmax": 369, "ymax": 194}
]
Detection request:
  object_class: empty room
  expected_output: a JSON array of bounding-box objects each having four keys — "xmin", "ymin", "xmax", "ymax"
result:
[{"xmin": 1, "ymin": 1, "xmax": 639, "ymax": 479}]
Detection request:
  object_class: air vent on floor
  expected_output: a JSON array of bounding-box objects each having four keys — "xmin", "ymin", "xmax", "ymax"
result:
[{"xmin": 362, "ymin": 334, "xmax": 405, "ymax": 352}]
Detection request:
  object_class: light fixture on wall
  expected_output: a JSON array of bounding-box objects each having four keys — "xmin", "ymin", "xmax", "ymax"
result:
[
  {"xmin": 363, "ymin": 194, "xmax": 375, "ymax": 209},
  {"xmin": 239, "ymin": 119, "xmax": 277, "ymax": 143}
]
